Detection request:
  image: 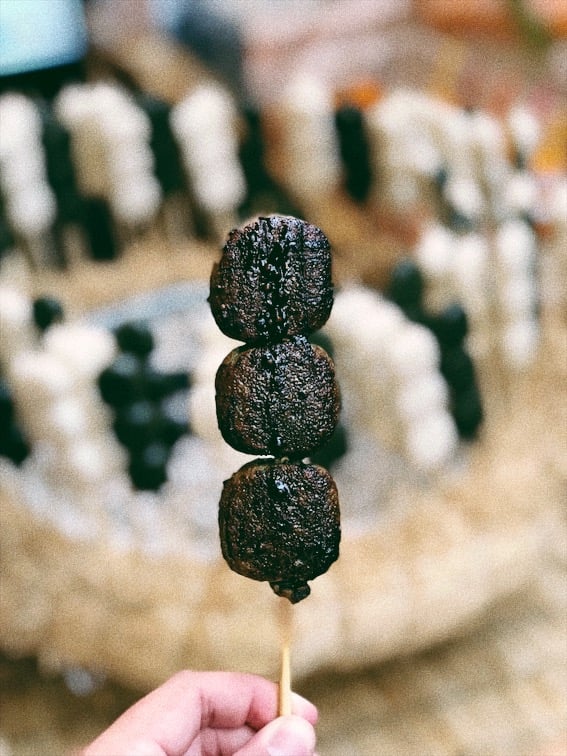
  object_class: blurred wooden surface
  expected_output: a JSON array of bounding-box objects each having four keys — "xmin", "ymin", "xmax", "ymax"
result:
[{"xmin": 0, "ymin": 520, "xmax": 565, "ymax": 755}]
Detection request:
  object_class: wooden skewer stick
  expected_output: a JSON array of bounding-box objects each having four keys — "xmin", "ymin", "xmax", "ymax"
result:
[
  {"xmin": 278, "ymin": 599, "xmax": 293, "ymax": 716},
  {"xmin": 279, "ymin": 640, "xmax": 291, "ymax": 716}
]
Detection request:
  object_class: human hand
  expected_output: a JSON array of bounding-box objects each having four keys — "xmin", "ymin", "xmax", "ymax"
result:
[{"xmin": 81, "ymin": 670, "xmax": 318, "ymax": 756}]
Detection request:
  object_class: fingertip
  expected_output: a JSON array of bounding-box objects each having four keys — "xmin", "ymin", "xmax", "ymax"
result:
[
  {"xmin": 267, "ymin": 715, "xmax": 317, "ymax": 756},
  {"xmin": 235, "ymin": 714, "xmax": 316, "ymax": 756},
  {"xmin": 291, "ymin": 692, "xmax": 319, "ymax": 725}
]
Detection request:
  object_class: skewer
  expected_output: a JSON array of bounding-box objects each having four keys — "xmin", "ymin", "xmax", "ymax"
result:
[{"xmin": 278, "ymin": 599, "xmax": 293, "ymax": 717}]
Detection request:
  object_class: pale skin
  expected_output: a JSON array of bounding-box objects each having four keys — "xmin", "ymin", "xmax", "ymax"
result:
[{"xmin": 81, "ymin": 670, "xmax": 318, "ymax": 756}]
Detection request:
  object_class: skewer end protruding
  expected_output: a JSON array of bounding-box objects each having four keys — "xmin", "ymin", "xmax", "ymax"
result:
[{"xmin": 278, "ymin": 598, "xmax": 294, "ymax": 717}]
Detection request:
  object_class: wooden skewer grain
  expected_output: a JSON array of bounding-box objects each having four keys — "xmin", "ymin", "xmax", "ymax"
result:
[{"xmin": 278, "ymin": 600, "xmax": 293, "ymax": 716}]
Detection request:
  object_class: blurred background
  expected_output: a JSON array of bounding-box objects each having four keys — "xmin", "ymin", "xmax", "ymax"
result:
[{"xmin": 0, "ymin": 1, "xmax": 566, "ymax": 754}]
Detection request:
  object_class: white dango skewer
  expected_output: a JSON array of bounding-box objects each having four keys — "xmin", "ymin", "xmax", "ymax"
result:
[
  {"xmin": 451, "ymin": 232, "xmax": 491, "ymax": 361},
  {"xmin": 426, "ymin": 98, "xmax": 472, "ymax": 174},
  {"xmin": 327, "ymin": 286, "xmax": 457, "ymax": 475},
  {"xmin": 430, "ymin": 103, "xmax": 474, "ymax": 174},
  {"xmin": 504, "ymin": 170, "xmax": 539, "ymax": 216},
  {"xmin": 367, "ymin": 90, "xmax": 484, "ymax": 218},
  {"xmin": 469, "ymin": 110, "xmax": 510, "ymax": 222},
  {"xmin": 55, "ymin": 84, "xmax": 107, "ymax": 198},
  {"xmin": 544, "ymin": 177, "xmax": 567, "ymax": 313},
  {"xmin": 507, "ymin": 103, "xmax": 542, "ymax": 163},
  {"xmin": 95, "ymin": 85, "xmax": 162, "ymax": 241},
  {"xmin": 53, "ymin": 84, "xmax": 107, "ymax": 264},
  {"xmin": 502, "ymin": 103, "xmax": 541, "ymax": 222},
  {"xmin": 277, "ymin": 73, "xmax": 340, "ymax": 207},
  {"xmin": 56, "ymin": 83, "xmax": 162, "ymax": 248},
  {"xmin": 326, "ymin": 286, "xmax": 402, "ymax": 442},
  {"xmin": 367, "ymin": 90, "xmax": 444, "ymax": 210},
  {"xmin": 384, "ymin": 310, "xmax": 457, "ymax": 474},
  {"xmin": 6, "ymin": 314, "xmax": 127, "ymax": 533},
  {"xmin": 41, "ymin": 322, "xmax": 125, "ymax": 481},
  {"xmin": 0, "ymin": 94, "xmax": 58, "ymax": 268},
  {"xmin": 414, "ymin": 222, "xmax": 456, "ymax": 312},
  {"xmin": 404, "ymin": 109, "xmax": 445, "ymax": 206},
  {"xmin": 367, "ymin": 90, "xmax": 521, "ymax": 230},
  {"xmin": 366, "ymin": 91, "xmax": 419, "ymax": 210},
  {"xmin": 385, "ymin": 321, "xmax": 457, "ymax": 473},
  {"xmin": 427, "ymin": 102, "xmax": 487, "ymax": 225},
  {"xmin": 405, "ymin": 411, "xmax": 459, "ymax": 475},
  {"xmin": 443, "ymin": 173, "xmax": 486, "ymax": 224},
  {"xmin": 42, "ymin": 323, "xmax": 118, "ymax": 439},
  {"xmin": 8, "ymin": 350, "xmax": 74, "ymax": 418},
  {"xmin": 8, "ymin": 349, "xmax": 81, "ymax": 466},
  {"xmin": 43, "ymin": 322, "xmax": 117, "ymax": 381},
  {"xmin": 0, "ymin": 286, "xmax": 36, "ymax": 369},
  {"xmin": 170, "ymin": 83, "xmax": 246, "ymax": 240},
  {"xmin": 495, "ymin": 218, "xmax": 539, "ymax": 370},
  {"xmin": 52, "ymin": 433, "xmax": 127, "ymax": 490},
  {"xmin": 386, "ymin": 320, "xmax": 441, "ymax": 380},
  {"xmin": 397, "ymin": 372, "xmax": 449, "ymax": 423},
  {"xmin": 45, "ymin": 396, "xmax": 99, "ymax": 444}
]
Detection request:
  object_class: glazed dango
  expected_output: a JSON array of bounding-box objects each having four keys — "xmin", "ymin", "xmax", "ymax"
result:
[{"xmin": 210, "ymin": 215, "xmax": 341, "ymax": 602}]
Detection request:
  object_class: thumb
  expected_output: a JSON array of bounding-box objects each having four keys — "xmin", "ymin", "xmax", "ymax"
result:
[{"xmin": 235, "ymin": 715, "xmax": 316, "ymax": 756}]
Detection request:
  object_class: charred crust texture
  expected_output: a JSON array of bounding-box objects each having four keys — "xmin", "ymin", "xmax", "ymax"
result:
[
  {"xmin": 218, "ymin": 459, "xmax": 340, "ymax": 603},
  {"xmin": 215, "ymin": 335, "xmax": 340, "ymax": 457},
  {"xmin": 208, "ymin": 215, "xmax": 333, "ymax": 343}
]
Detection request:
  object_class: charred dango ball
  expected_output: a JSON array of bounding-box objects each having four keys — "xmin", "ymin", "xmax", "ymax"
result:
[{"xmin": 210, "ymin": 215, "xmax": 341, "ymax": 602}]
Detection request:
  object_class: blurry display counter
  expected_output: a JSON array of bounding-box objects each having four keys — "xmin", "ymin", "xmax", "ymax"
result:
[
  {"xmin": 0, "ymin": 390, "xmax": 564, "ymax": 686},
  {"xmin": 1, "ymin": 524, "xmax": 565, "ymax": 756},
  {"xmin": 16, "ymin": 237, "xmax": 216, "ymax": 313},
  {"xmin": 0, "ymin": 225, "xmax": 565, "ymax": 691},
  {"xmin": 0, "ymin": 11, "xmax": 565, "ymax": 750}
]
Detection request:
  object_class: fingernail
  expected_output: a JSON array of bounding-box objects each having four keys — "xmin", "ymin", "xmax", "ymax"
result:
[{"xmin": 265, "ymin": 716, "xmax": 316, "ymax": 756}]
